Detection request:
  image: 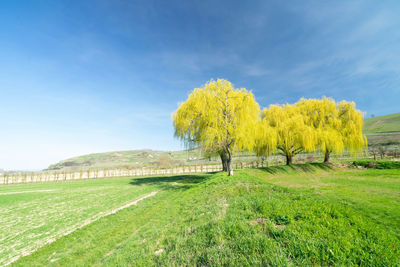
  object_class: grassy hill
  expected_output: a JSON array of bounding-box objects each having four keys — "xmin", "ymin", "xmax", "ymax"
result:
[
  {"xmin": 364, "ymin": 112, "xmax": 400, "ymax": 133},
  {"xmin": 46, "ymin": 149, "xmax": 209, "ymax": 171},
  {"xmin": 364, "ymin": 112, "xmax": 400, "ymax": 146},
  {"xmin": 6, "ymin": 165, "xmax": 400, "ymax": 266}
]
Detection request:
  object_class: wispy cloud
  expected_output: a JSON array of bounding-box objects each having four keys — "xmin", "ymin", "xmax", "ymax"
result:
[{"xmin": 242, "ymin": 64, "xmax": 271, "ymax": 77}]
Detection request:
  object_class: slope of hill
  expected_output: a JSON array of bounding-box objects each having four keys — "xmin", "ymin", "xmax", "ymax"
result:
[
  {"xmin": 45, "ymin": 149, "xmax": 260, "ymax": 171},
  {"xmin": 364, "ymin": 112, "xmax": 400, "ymax": 146},
  {"xmin": 364, "ymin": 112, "xmax": 400, "ymax": 133},
  {"xmin": 45, "ymin": 149, "xmax": 214, "ymax": 171}
]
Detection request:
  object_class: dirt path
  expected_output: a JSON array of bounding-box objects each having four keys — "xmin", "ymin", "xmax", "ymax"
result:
[{"xmin": 4, "ymin": 191, "xmax": 159, "ymax": 266}]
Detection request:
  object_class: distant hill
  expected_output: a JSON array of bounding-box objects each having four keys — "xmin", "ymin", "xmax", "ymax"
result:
[
  {"xmin": 45, "ymin": 149, "xmax": 260, "ymax": 172},
  {"xmin": 364, "ymin": 112, "xmax": 400, "ymax": 146},
  {"xmin": 45, "ymin": 149, "xmax": 215, "ymax": 171},
  {"xmin": 364, "ymin": 112, "xmax": 400, "ymax": 133}
]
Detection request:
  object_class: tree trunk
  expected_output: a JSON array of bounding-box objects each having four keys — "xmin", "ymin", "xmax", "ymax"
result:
[
  {"xmin": 219, "ymin": 151, "xmax": 228, "ymax": 171},
  {"xmin": 227, "ymin": 157, "xmax": 233, "ymax": 176},
  {"xmin": 226, "ymin": 147, "xmax": 233, "ymax": 176},
  {"xmin": 286, "ymin": 154, "xmax": 292, "ymax": 165},
  {"xmin": 324, "ymin": 151, "xmax": 330, "ymax": 163}
]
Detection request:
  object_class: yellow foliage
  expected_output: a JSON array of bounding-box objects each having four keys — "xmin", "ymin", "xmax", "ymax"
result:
[
  {"xmin": 296, "ymin": 97, "xmax": 367, "ymax": 159},
  {"xmin": 260, "ymin": 103, "xmax": 317, "ymax": 164},
  {"xmin": 172, "ymin": 78, "xmax": 261, "ymax": 159},
  {"xmin": 337, "ymin": 100, "xmax": 367, "ymax": 155},
  {"xmin": 173, "ymin": 79, "xmax": 366, "ymax": 167},
  {"xmin": 296, "ymin": 97, "xmax": 344, "ymax": 155},
  {"xmin": 254, "ymin": 120, "xmax": 277, "ymax": 156},
  {"xmin": 259, "ymin": 97, "xmax": 366, "ymax": 164}
]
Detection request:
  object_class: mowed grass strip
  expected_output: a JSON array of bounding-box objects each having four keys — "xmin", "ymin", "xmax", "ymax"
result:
[
  {"xmin": 0, "ymin": 176, "xmax": 172, "ymax": 266},
  {"xmin": 13, "ymin": 167, "xmax": 400, "ymax": 266}
]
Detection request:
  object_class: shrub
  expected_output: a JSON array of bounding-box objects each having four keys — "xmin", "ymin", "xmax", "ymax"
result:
[{"xmin": 353, "ymin": 160, "xmax": 400, "ymax": 169}]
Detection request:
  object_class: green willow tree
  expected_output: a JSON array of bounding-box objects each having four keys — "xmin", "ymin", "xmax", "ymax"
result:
[{"xmin": 172, "ymin": 79, "xmax": 261, "ymax": 176}]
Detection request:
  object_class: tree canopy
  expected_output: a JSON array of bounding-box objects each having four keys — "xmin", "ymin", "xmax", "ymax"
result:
[
  {"xmin": 173, "ymin": 79, "xmax": 367, "ymax": 171},
  {"xmin": 337, "ymin": 100, "xmax": 367, "ymax": 155},
  {"xmin": 260, "ymin": 104, "xmax": 317, "ymax": 165},
  {"xmin": 296, "ymin": 97, "xmax": 344, "ymax": 162},
  {"xmin": 296, "ymin": 98, "xmax": 366, "ymax": 162},
  {"xmin": 257, "ymin": 98, "xmax": 367, "ymax": 164},
  {"xmin": 172, "ymin": 79, "xmax": 260, "ymax": 175}
]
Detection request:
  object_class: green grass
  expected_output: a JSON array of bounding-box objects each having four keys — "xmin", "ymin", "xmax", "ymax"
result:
[
  {"xmin": 364, "ymin": 112, "xmax": 400, "ymax": 134},
  {"xmin": 0, "ymin": 177, "xmax": 168, "ymax": 266},
  {"xmin": 6, "ymin": 164, "xmax": 400, "ymax": 266},
  {"xmin": 248, "ymin": 165, "xmax": 400, "ymax": 238}
]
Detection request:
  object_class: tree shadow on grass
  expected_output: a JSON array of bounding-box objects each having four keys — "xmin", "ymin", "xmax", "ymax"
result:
[
  {"xmin": 129, "ymin": 174, "xmax": 211, "ymax": 191},
  {"xmin": 258, "ymin": 163, "xmax": 333, "ymax": 174}
]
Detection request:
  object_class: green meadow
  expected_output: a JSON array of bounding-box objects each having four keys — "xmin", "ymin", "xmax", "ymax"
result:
[
  {"xmin": 1, "ymin": 164, "xmax": 399, "ymax": 266},
  {"xmin": 0, "ymin": 177, "xmax": 163, "ymax": 266}
]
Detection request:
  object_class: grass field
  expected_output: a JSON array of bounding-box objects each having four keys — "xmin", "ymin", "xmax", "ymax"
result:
[
  {"xmin": 2, "ymin": 164, "xmax": 400, "ymax": 266},
  {"xmin": 0, "ymin": 177, "xmax": 165, "ymax": 265}
]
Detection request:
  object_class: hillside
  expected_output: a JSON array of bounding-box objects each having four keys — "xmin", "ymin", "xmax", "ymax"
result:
[
  {"xmin": 45, "ymin": 150, "xmax": 260, "ymax": 171},
  {"xmin": 364, "ymin": 112, "xmax": 400, "ymax": 146},
  {"xmin": 46, "ymin": 149, "xmax": 209, "ymax": 171},
  {"xmin": 364, "ymin": 112, "xmax": 400, "ymax": 133}
]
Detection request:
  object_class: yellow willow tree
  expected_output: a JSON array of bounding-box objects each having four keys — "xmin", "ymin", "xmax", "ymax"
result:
[
  {"xmin": 172, "ymin": 79, "xmax": 261, "ymax": 176},
  {"xmin": 296, "ymin": 97, "xmax": 344, "ymax": 163},
  {"xmin": 337, "ymin": 100, "xmax": 367, "ymax": 158},
  {"xmin": 254, "ymin": 119, "xmax": 277, "ymax": 159},
  {"xmin": 297, "ymin": 97, "xmax": 366, "ymax": 162},
  {"xmin": 260, "ymin": 104, "xmax": 317, "ymax": 165}
]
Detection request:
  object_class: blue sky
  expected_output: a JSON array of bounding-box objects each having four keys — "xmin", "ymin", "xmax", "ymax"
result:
[{"xmin": 1, "ymin": 0, "xmax": 399, "ymax": 170}]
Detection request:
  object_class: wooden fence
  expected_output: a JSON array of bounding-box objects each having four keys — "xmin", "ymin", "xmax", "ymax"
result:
[
  {"xmin": 3, "ymin": 152, "xmax": 395, "ymax": 185},
  {"xmin": 0, "ymin": 161, "xmax": 276, "ymax": 185},
  {"xmin": 0, "ymin": 164, "xmax": 226, "ymax": 185}
]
